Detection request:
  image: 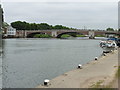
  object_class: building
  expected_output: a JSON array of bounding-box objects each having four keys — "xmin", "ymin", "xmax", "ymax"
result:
[{"xmin": 5, "ymin": 26, "xmax": 16, "ymax": 37}]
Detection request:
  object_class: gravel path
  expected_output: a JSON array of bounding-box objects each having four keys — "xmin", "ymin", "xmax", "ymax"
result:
[{"xmin": 37, "ymin": 50, "xmax": 118, "ymax": 88}]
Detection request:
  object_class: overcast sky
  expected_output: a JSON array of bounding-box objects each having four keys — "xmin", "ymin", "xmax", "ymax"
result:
[{"xmin": 1, "ymin": 0, "xmax": 118, "ymax": 30}]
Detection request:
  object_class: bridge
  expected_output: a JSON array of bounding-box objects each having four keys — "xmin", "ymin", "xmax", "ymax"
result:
[{"xmin": 16, "ymin": 29, "xmax": 118, "ymax": 38}]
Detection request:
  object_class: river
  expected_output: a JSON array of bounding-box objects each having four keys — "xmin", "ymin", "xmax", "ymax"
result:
[{"xmin": 2, "ymin": 38, "xmax": 103, "ymax": 88}]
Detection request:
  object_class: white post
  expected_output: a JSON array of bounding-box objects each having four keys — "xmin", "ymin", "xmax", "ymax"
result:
[{"xmin": 44, "ymin": 79, "xmax": 50, "ymax": 86}]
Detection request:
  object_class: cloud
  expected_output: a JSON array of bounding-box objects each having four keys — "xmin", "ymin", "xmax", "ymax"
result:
[
  {"xmin": 2, "ymin": 2, "xmax": 118, "ymax": 29},
  {"xmin": 1, "ymin": 0, "xmax": 119, "ymax": 2}
]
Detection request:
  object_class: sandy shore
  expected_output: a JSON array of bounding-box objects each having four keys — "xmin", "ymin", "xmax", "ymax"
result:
[{"xmin": 37, "ymin": 50, "xmax": 118, "ymax": 88}]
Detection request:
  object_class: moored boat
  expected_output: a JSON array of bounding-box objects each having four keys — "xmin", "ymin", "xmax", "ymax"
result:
[{"xmin": 100, "ymin": 40, "xmax": 117, "ymax": 53}]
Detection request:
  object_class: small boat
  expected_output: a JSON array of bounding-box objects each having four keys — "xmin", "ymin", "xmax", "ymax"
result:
[
  {"xmin": 116, "ymin": 38, "xmax": 120, "ymax": 47},
  {"xmin": 100, "ymin": 41, "xmax": 107, "ymax": 48},
  {"xmin": 100, "ymin": 40, "xmax": 117, "ymax": 53}
]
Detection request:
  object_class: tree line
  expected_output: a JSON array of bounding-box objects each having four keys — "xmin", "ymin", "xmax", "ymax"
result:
[
  {"xmin": 11, "ymin": 21, "xmax": 73, "ymax": 30},
  {"xmin": 106, "ymin": 28, "xmax": 115, "ymax": 31},
  {"xmin": 7, "ymin": 21, "xmax": 117, "ymax": 31}
]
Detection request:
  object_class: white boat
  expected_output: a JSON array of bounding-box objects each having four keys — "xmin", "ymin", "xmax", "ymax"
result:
[{"xmin": 100, "ymin": 40, "xmax": 117, "ymax": 53}]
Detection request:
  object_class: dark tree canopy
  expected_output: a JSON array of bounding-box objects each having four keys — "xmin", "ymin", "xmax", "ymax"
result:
[
  {"xmin": 11, "ymin": 21, "xmax": 29, "ymax": 30},
  {"xmin": 53, "ymin": 25, "xmax": 70, "ymax": 29},
  {"xmin": 3, "ymin": 22, "xmax": 9, "ymax": 28},
  {"xmin": 11, "ymin": 21, "xmax": 71, "ymax": 30},
  {"xmin": 106, "ymin": 28, "xmax": 114, "ymax": 31}
]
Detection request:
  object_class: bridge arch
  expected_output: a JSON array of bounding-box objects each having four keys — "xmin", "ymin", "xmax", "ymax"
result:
[
  {"xmin": 56, "ymin": 32, "xmax": 83, "ymax": 38},
  {"xmin": 27, "ymin": 32, "xmax": 47, "ymax": 38}
]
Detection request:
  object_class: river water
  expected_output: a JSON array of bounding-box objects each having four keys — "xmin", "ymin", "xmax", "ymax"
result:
[{"xmin": 2, "ymin": 38, "xmax": 103, "ymax": 88}]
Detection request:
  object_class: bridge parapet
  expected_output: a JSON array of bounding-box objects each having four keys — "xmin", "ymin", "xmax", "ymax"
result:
[{"xmin": 16, "ymin": 30, "xmax": 118, "ymax": 38}]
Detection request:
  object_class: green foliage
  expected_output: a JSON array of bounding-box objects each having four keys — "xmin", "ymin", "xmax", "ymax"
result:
[
  {"xmin": 61, "ymin": 34, "xmax": 86, "ymax": 38},
  {"xmin": 33, "ymin": 34, "xmax": 52, "ymax": 38},
  {"xmin": 106, "ymin": 28, "xmax": 114, "ymax": 31},
  {"xmin": 76, "ymin": 35, "xmax": 86, "ymax": 37},
  {"xmin": 88, "ymin": 88, "xmax": 117, "ymax": 90},
  {"xmin": 90, "ymin": 80, "xmax": 104, "ymax": 88},
  {"xmin": 115, "ymin": 66, "xmax": 120, "ymax": 77},
  {"xmin": 118, "ymin": 66, "xmax": 120, "ymax": 77},
  {"xmin": 11, "ymin": 21, "xmax": 71, "ymax": 30},
  {"xmin": 61, "ymin": 34, "xmax": 71, "ymax": 38},
  {"xmin": 95, "ymin": 35, "xmax": 105, "ymax": 37},
  {"xmin": 53, "ymin": 25, "xmax": 70, "ymax": 29},
  {"xmin": 30, "ymin": 23, "xmax": 38, "ymax": 30},
  {"xmin": 3, "ymin": 22, "xmax": 9, "ymax": 28},
  {"xmin": 37, "ymin": 23, "xmax": 52, "ymax": 30},
  {"xmin": 11, "ymin": 21, "xmax": 29, "ymax": 30}
]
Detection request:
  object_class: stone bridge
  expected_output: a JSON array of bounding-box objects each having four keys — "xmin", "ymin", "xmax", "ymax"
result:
[{"xmin": 16, "ymin": 29, "xmax": 118, "ymax": 38}]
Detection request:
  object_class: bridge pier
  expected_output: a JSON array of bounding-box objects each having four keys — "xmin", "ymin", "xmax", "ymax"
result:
[
  {"xmin": 22, "ymin": 30, "xmax": 26, "ymax": 38},
  {"xmin": 88, "ymin": 31, "xmax": 95, "ymax": 39},
  {"xmin": 51, "ymin": 31, "xmax": 57, "ymax": 37}
]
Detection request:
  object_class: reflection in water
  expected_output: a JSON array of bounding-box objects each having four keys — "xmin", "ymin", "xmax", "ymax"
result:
[{"xmin": 2, "ymin": 39, "xmax": 103, "ymax": 88}]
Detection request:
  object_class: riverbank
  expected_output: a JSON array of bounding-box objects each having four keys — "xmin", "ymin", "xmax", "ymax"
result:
[{"xmin": 37, "ymin": 49, "xmax": 118, "ymax": 88}]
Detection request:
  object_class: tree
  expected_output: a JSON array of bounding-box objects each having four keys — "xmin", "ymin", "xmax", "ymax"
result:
[
  {"xmin": 3, "ymin": 22, "xmax": 9, "ymax": 28},
  {"xmin": 30, "ymin": 23, "xmax": 38, "ymax": 30},
  {"xmin": 10, "ymin": 21, "xmax": 71, "ymax": 30},
  {"xmin": 53, "ymin": 25, "xmax": 70, "ymax": 29},
  {"xmin": 119, "ymin": 29, "xmax": 120, "ymax": 31},
  {"xmin": 11, "ymin": 21, "xmax": 29, "ymax": 30},
  {"xmin": 106, "ymin": 28, "xmax": 114, "ymax": 31},
  {"xmin": 37, "ymin": 23, "xmax": 52, "ymax": 30}
]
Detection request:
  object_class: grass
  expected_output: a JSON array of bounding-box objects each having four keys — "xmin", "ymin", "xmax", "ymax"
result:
[
  {"xmin": 61, "ymin": 34, "xmax": 86, "ymax": 38},
  {"xmin": 95, "ymin": 35, "xmax": 105, "ymax": 37},
  {"xmin": 115, "ymin": 66, "xmax": 120, "ymax": 77},
  {"xmin": 61, "ymin": 34, "xmax": 71, "ymax": 38},
  {"xmin": 90, "ymin": 66, "xmax": 120, "ymax": 89},
  {"xmin": 90, "ymin": 80, "xmax": 104, "ymax": 88},
  {"xmin": 76, "ymin": 34, "xmax": 86, "ymax": 37},
  {"xmin": 89, "ymin": 88, "xmax": 117, "ymax": 90}
]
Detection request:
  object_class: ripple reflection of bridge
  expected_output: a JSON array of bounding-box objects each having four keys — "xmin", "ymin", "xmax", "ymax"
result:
[{"xmin": 16, "ymin": 29, "xmax": 118, "ymax": 38}]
